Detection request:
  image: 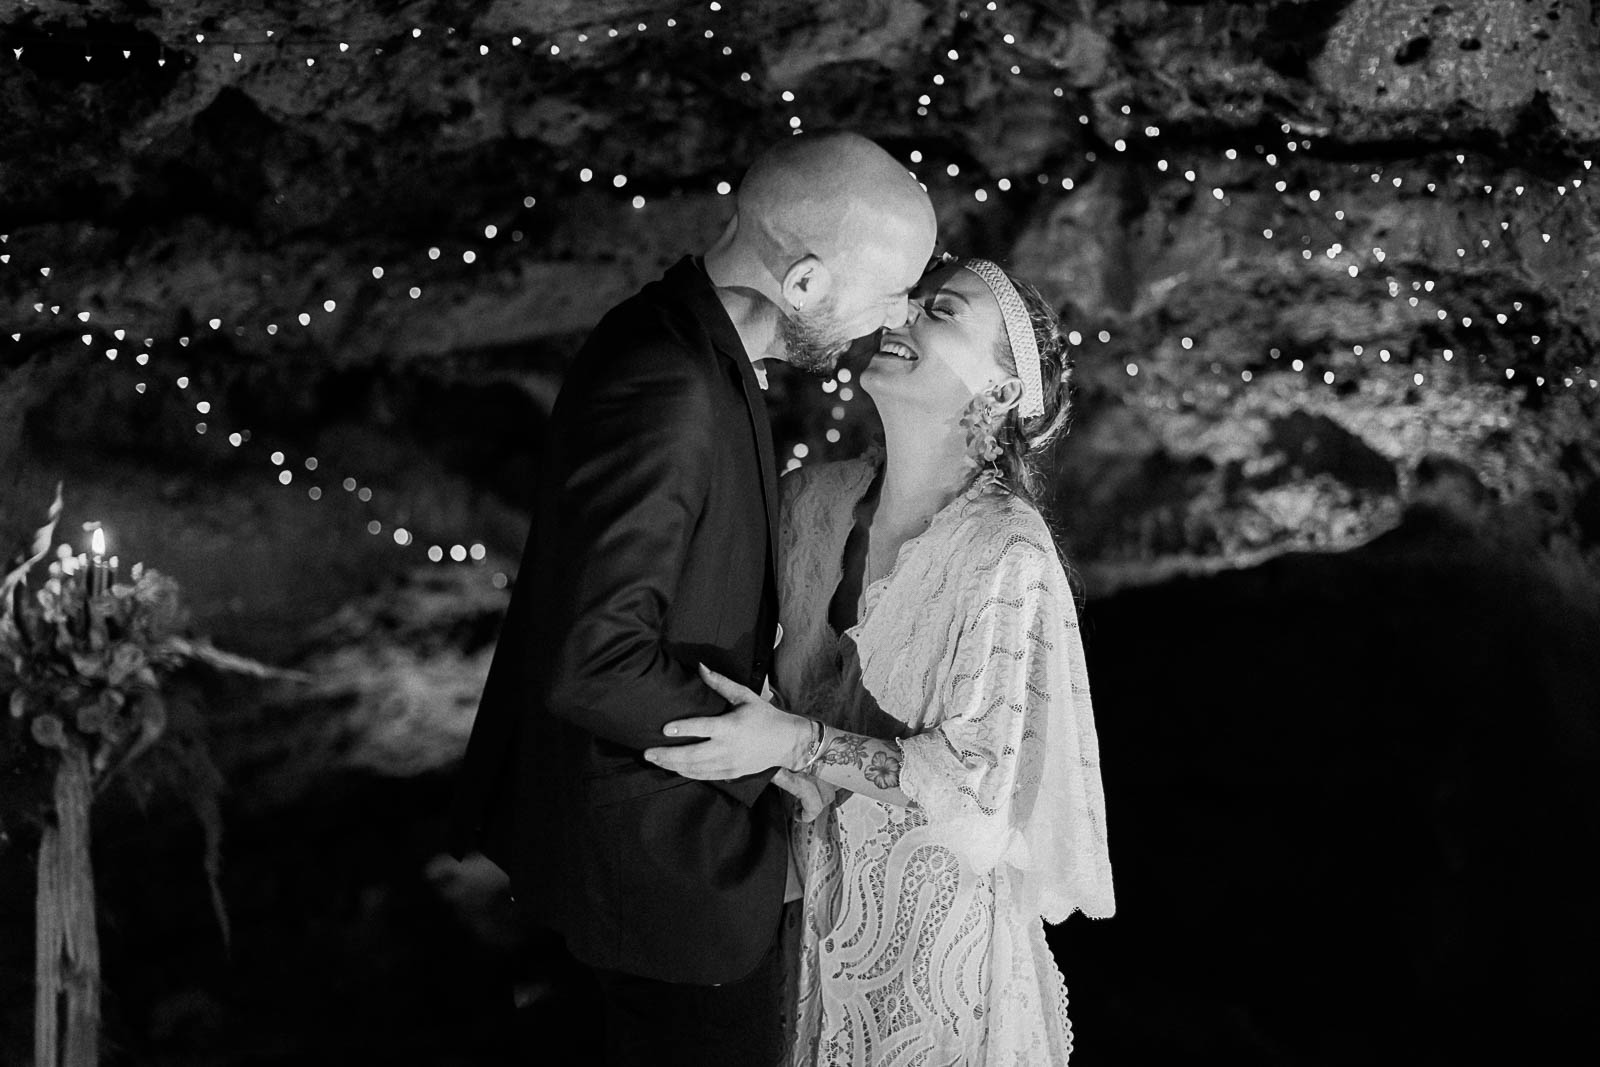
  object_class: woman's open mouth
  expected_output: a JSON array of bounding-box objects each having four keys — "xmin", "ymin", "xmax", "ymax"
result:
[{"xmin": 876, "ymin": 338, "xmax": 919, "ymax": 362}]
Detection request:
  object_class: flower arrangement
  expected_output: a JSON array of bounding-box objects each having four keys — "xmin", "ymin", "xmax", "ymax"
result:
[{"xmin": 1, "ymin": 487, "xmax": 300, "ymax": 1067}]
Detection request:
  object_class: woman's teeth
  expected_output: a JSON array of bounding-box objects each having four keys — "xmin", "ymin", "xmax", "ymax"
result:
[{"xmin": 878, "ymin": 340, "xmax": 918, "ymax": 361}]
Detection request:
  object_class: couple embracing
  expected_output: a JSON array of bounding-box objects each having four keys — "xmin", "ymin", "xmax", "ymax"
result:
[{"xmin": 452, "ymin": 132, "xmax": 1115, "ymax": 1066}]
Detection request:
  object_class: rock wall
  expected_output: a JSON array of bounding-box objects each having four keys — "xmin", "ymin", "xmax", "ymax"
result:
[
  {"xmin": 4, "ymin": 0, "xmax": 1597, "ymax": 595},
  {"xmin": 2, "ymin": 1, "xmax": 1598, "ymax": 1063}
]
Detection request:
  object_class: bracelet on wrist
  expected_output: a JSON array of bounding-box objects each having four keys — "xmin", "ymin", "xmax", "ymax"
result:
[{"xmin": 792, "ymin": 718, "xmax": 826, "ymax": 773}]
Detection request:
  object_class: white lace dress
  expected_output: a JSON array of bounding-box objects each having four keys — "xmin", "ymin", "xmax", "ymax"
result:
[{"xmin": 776, "ymin": 457, "xmax": 1115, "ymax": 1067}]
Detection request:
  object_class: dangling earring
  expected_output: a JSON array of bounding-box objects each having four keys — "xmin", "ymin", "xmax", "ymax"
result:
[{"xmin": 959, "ymin": 389, "xmax": 1006, "ymax": 470}]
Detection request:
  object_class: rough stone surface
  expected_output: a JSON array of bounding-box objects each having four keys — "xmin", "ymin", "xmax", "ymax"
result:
[{"xmin": 1, "ymin": 1, "xmax": 1598, "ymax": 1063}]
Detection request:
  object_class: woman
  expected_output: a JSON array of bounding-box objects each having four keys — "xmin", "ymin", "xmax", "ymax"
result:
[{"xmin": 644, "ymin": 257, "xmax": 1115, "ymax": 1065}]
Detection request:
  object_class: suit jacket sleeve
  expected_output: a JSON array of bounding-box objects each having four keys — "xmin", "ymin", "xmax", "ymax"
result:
[{"xmin": 542, "ymin": 337, "xmax": 773, "ymax": 806}]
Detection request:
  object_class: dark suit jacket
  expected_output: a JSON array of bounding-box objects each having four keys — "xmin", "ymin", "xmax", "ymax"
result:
[{"xmin": 450, "ymin": 257, "xmax": 787, "ymax": 985}]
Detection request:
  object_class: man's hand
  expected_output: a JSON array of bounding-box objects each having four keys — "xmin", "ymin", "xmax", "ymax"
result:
[
  {"xmin": 773, "ymin": 768, "xmax": 833, "ymax": 822},
  {"xmin": 643, "ymin": 664, "xmax": 811, "ymax": 780},
  {"xmin": 759, "ymin": 674, "xmax": 789, "ymax": 711}
]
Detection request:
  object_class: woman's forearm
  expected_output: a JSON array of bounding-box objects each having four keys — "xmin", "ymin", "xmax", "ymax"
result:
[{"xmin": 809, "ymin": 726, "xmax": 911, "ymax": 806}]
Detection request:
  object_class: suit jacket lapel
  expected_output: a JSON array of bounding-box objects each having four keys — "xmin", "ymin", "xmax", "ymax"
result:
[
  {"xmin": 668, "ymin": 257, "xmax": 780, "ymax": 578},
  {"xmin": 725, "ymin": 346, "xmax": 780, "ymax": 574}
]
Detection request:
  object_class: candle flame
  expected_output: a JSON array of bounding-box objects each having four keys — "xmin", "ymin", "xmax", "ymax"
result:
[{"xmin": 91, "ymin": 528, "xmax": 106, "ymax": 556}]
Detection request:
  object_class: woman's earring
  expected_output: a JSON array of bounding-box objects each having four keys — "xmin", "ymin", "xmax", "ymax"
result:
[{"xmin": 959, "ymin": 389, "xmax": 1006, "ymax": 469}]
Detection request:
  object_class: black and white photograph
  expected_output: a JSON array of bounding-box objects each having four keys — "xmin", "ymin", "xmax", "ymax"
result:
[{"xmin": 2, "ymin": 1, "xmax": 1597, "ymax": 1065}]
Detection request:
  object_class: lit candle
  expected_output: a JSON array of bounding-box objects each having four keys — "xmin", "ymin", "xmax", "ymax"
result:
[
  {"xmin": 62, "ymin": 553, "xmax": 85, "ymax": 632},
  {"xmin": 90, "ymin": 528, "xmax": 107, "ymax": 597}
]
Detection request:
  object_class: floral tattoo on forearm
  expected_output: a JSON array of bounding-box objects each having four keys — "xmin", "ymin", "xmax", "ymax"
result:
[{"xmin": 820, "ymin": 732, "xmax": 903, "ymax": 791}]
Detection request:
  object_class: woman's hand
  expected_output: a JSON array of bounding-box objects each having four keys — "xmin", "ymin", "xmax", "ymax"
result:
[{"xmin": 643, "ymin": 664, "xmax": 812, "ymax": 780}]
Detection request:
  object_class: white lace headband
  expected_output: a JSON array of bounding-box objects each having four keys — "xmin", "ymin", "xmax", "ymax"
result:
[{"xmin": 958, "ymin": 258, "xmax": 1046, "ymax": 419}]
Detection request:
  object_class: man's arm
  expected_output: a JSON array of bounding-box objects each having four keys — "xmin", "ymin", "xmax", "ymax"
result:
[
  {"xmin": 643, "ymin": 666, "xmax": 907, "ymax": 808},
  {"xmin": 541, "ymin": 339, "xmax": 771, "ymax": 802}
]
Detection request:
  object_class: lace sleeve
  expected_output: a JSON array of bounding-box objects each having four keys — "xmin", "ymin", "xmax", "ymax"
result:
[{"xmin": 897, "ymin": 530, "xmax": 1115, "ymax": 923}]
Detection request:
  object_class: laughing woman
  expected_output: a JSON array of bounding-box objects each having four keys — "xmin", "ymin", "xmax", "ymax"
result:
[{"xmin": 646, "ymin": 258, "xmax": 1115, "ymax": 1066}]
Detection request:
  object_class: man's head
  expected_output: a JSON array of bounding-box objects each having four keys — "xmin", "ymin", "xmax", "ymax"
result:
[{"xmin": 710, "ymin": 133, "xmax": 937, "ymax": 372}]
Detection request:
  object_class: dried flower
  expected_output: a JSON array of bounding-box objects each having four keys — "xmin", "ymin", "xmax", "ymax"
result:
[
  {"xmin": 75, "ymin": 704, "xmax": 107, "ymax": 735},
  {"xmin": 108, "ymin": 645, "xmax": 146, "ymax": 687},
  {"xmin": 1, "ymin": 488, "xmax": 301, "ymax": 961},
  {"xmin": 30, "ymin": 713, "xmax": 65, "ymax": 749},
  {"xmin": 959, "ymin": 391, "xmax": 1006, "ymax": 466}
]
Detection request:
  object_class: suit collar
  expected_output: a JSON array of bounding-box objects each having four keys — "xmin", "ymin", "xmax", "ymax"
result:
[{"xmin": 665, "ymin": 256, "xmax": 749, "ymax": 363}]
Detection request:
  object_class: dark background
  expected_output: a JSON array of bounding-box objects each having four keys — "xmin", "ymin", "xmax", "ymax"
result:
[{"xmin": 3, "ymin": 1, "xmax": 1598, "ymax": 1064}]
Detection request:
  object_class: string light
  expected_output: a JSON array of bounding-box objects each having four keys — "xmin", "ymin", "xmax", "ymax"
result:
[{"xmin": 5, "ymin": 18, "xmax": 1593, "ymax": 575}]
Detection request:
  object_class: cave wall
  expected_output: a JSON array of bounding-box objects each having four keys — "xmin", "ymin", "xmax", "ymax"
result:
[
  {"xmin": 3, "ymin": 1, "xmax": 1597, "ymax": 597},
  {"xmin": 2, "ymin": 1, "xmax": 1599, "ymax": 1063},
  {"xmin": 4, "ymin": 0, "xmax": 1592, "ymax": 784}
]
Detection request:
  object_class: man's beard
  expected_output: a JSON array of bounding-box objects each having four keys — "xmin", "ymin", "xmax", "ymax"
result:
[{"xmin": 779, "ymin": 301, "xmax": 854, "ymax": 374}]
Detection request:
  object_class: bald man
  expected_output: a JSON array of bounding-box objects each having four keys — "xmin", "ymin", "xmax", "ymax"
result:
[{"xmin": 451, "ymin": 133, "xmax": 936, "ymax": 1065}]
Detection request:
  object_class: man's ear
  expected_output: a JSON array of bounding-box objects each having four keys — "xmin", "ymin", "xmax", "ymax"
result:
[{"xmin": 780, "ymin": 255, "xmax": 832, "ymax": 312}]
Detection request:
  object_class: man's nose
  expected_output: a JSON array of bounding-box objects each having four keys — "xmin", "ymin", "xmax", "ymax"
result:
[{"xmin": 884, "ymin": 299, "xmax": 914, "ymax": 331}]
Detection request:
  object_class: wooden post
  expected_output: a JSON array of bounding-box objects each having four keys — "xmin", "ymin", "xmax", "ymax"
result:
[{"xmin": 35, "ymin": 742, "xmax": 99, "ymax": 1067}]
